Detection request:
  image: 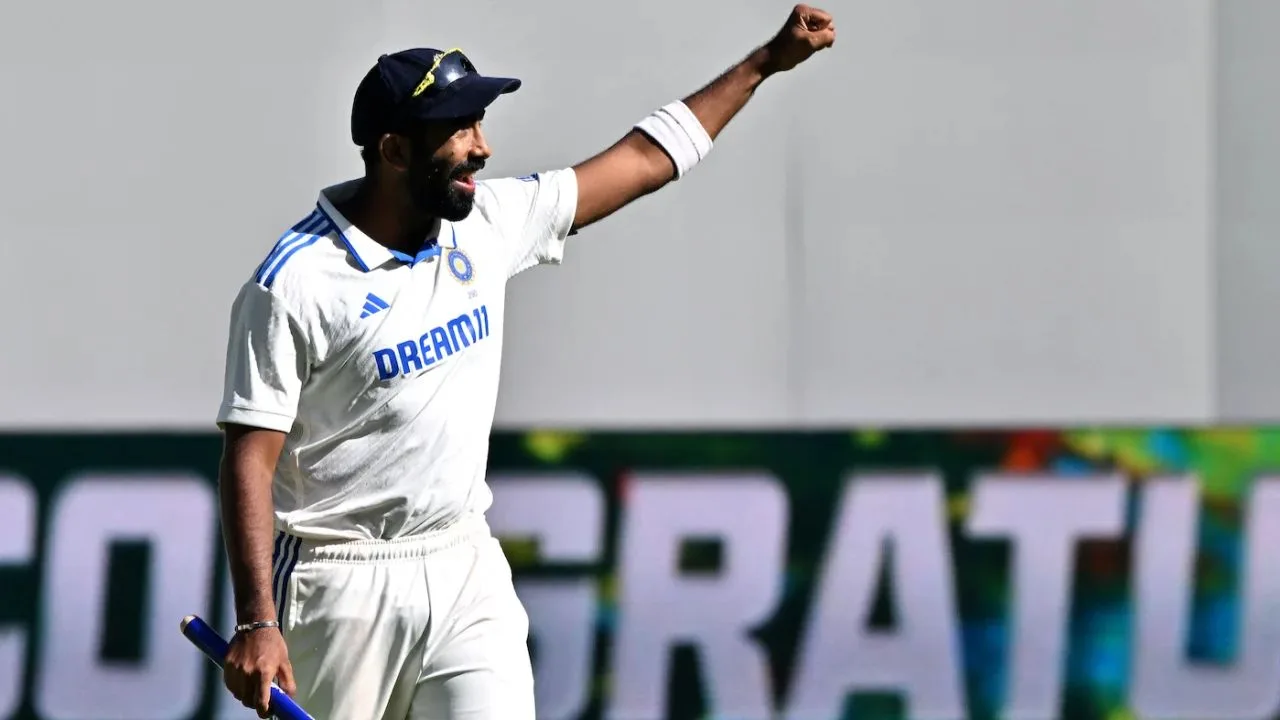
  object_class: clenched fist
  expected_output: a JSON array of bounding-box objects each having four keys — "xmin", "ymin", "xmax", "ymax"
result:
[
  {"xmin": 765, "ymin": 4, "xmax": 836, "ymax": 73},
  {"xmin": 223, "ymin": 626, "xmax": 296, "ymax": 719}
]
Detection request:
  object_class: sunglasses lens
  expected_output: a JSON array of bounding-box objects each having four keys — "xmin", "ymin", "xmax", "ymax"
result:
[{"xmin": 433, "ymin": 53, "xmax": 474, "ymax": 90}]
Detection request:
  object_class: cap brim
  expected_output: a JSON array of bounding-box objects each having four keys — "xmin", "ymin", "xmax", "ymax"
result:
[{"xmin": 413, "ymin": 75, "xmax": 521, "ymax": 120}]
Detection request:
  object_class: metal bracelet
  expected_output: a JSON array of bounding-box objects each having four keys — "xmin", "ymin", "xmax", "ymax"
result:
[{"xmin": 233, "ymin": 620, "xmax": 281, "ymax": 635}]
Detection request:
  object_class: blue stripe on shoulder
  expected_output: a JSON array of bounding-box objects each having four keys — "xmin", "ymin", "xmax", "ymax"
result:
[
  {"xmin": 263, "ymin": 234, "xmax": 325, "ymax": 288},
  {"xmin": 254, "ymin": 211, "xmax": 326, "ymax": 285},
  {"xmin": 256, "ymin": 213, "xmax": 334, "ymax": 289}
]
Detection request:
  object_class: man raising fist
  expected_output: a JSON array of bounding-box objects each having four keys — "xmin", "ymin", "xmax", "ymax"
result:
[{"xmin": 215, "ymin": 5, "xmax": 834, "ymax": 719}]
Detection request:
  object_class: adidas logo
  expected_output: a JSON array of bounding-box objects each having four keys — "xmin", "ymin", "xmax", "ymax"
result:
[{"xmin": 360, "ymin": 293, "xmax": 390, "ymax": 319}]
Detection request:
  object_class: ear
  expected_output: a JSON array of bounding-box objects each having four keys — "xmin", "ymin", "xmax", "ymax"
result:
[{"xmin": 379, "ymin": 133, "xmax": 412, "ymax": 173}]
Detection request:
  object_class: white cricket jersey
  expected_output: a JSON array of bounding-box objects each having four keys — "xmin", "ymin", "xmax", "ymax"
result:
[{"xmin": 216, "ymin": 169, "xmax": 578, "ymax": 541}]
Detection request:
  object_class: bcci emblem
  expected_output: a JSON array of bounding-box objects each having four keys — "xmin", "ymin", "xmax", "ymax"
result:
[{"xmin": 447, "ymin": 249, "xmax": 475, "ymax": 284}]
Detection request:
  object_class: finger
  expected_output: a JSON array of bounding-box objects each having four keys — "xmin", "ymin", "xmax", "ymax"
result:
[
  {"xmin": 257, "ymin": 673, "xmax": 274, "ymax": 717},
  {"xmin": 279, "ymin": 661, "xmax": 298, "ymax": 697},
  {"xmin": 803, "ymin": 8, "xmax": 833, "ymax": 27},
  {"xmin": 237, "ymin": 673, "xmax": 257, "ymax": 709},
  {"xmin": 223, "ymin": 666, "xmax": 245, "ymax": 702},
  {"xmin": 804, "ymin": 17, "xmax": 832, "ymax": 33},
  {"xmin": 811, "ymin": 26, "xmax": 835, "ymax": 47}
]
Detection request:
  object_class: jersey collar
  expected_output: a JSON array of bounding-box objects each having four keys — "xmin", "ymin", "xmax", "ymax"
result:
[
  {"xmin": 317, "ymin": 180, "xmax": 445, "ymax": 271},
  {"xmin": 317, "ymin": 180, "xmax": 394, "ymax": 271}
]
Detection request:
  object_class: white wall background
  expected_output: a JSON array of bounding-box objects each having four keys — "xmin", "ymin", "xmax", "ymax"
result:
[
  {"xmin": 1215, "ymin": 0, "xmax": 1280, "ymax": 422},
  {"xmin": 0, "ymin": 0, "xmax": 1228, "ymax": 430}
]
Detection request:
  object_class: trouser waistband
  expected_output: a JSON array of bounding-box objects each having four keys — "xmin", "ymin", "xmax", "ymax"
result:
[{"xmin": 275, "ymin": 512, "xmax": 490, "ymax": 565}]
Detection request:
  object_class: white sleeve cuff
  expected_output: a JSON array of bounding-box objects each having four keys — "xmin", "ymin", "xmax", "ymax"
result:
[
  {"xmin": 543, "ymin": 167, "xmax": 579, "ymax": 263},
  {"xmin": 216, "ymin": 404, "xmax": 296, "ymax": 433}
]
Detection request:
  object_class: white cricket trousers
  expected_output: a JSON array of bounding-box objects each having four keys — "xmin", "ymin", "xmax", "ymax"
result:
[{"xmin": 271, "ymin": 512, "xmax": 534, "ymax": 720}]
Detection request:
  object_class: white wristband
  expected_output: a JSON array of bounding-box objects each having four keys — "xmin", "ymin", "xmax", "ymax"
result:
[{"xmin": 633, "ymin": 100, "xmax": 714, "ymax": 179}]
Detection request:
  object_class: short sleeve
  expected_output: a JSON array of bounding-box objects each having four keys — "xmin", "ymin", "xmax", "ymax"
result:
[
  {"xmin": 215, "ymin": 282, "xmax": 310, "ymax": 433},
  {"xmin": 475, "ymin": 168, "xmax": 579, "ymax": 278}
]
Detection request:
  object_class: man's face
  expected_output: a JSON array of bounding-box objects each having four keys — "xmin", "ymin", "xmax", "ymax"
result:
[{"xmin": 403, "ymin": 113, "xmax": 491, "ymax": 221}]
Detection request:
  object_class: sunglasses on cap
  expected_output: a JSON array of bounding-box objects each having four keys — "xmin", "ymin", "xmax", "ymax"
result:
[
  {"xmin": 410, "ymin": 48, "xmax": 478, "ymax": 100},
  {"xmin": 351, "ymin": 47, "xmax": 522, "ymax": 144}
]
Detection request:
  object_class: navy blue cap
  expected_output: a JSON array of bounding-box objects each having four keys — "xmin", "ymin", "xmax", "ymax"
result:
[{"xmin": 350, "ymin": 47, "xmax": 521, "ymax": 146}]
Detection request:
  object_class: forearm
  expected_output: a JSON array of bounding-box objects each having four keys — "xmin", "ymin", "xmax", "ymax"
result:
[
  {"xmin": 218, "ymin": 452, "xmax": 279, "ymax": 624},
  {"xmin": 571, "ymin": 46, "xmax": 778, "ymax": 228},
  {"xmin": 569, "ymin": 1, "xmax": 837, "ymax": 231},
  {"xmin": 682, "ymin": 45, "xmax": 777, "ymax": 141}
]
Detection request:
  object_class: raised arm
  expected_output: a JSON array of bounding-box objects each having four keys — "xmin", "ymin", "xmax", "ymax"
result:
[{"xmin": 570, "ymin": 4, "xmax": 836, "ymax": 231}]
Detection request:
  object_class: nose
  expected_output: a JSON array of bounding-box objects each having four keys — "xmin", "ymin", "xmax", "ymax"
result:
[{"xmin": 471, "ymin": 124, "xmax": 492, "ymax": 161}]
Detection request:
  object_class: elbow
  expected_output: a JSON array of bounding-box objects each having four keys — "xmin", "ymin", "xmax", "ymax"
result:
[
  {"xmin": 645, "ymin": 159, "xmax": 675, "ymax": 194},
  {"xmin": 622, "ymin": 129, "xmax": 677, "ymax": 192},
  {"xmin": 641, "ymin": 141, "xmax": 679, "ymax": 192}
]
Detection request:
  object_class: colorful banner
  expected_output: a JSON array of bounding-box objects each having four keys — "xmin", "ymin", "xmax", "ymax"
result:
[{"xmin": 2, "ymin": 429, "xmax": 1280, "ymax": 720}]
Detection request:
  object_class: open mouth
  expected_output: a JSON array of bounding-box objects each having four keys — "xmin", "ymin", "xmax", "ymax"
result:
[{"xmin": 451, "ymin": 172, "xmax": 477, "ymax": 192}]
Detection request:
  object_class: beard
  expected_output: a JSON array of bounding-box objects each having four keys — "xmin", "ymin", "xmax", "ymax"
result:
[{"xmin": 405, "ymin": 154, "xmax": 484, "ymax": 222}]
